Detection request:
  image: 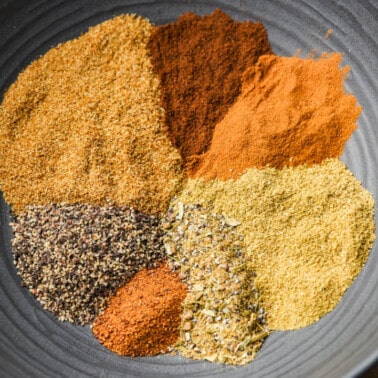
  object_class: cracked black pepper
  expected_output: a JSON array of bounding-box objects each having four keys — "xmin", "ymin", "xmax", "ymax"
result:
[{"xmin": 11, "ymin": 203, "xmax": 165, "ymax": 324}]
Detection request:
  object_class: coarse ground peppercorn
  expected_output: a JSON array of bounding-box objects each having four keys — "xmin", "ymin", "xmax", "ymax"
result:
[{"xmin": 12, "ymin": 203, "xmax": 165, "ymax": 324}]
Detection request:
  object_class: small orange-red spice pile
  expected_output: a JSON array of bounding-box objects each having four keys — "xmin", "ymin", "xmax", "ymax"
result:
[{"xmin": 92, "ymin": 263, "xmax": 187, "ymax": 356}]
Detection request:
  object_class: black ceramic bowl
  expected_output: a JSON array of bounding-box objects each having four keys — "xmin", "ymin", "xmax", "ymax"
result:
[{"xmin": 0, "ymin": 1, "xmax": 377, "ymax": 377}]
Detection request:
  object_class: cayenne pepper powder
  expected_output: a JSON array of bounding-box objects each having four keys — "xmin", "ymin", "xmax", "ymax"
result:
[
  {"xmin": 193, "ymin": 53, "xmax": 361, "ymax": 180},
  {"xmin": 92, "ymin": 263, "xmax": 187, "ymax": 356},
  {"xmin": 148, "ymin": 9, "xmax": 273, "ymax": 172}
]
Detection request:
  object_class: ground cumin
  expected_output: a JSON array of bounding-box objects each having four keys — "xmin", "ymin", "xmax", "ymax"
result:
[
  {"xmin": 148, "ymin": 9, "xmax": 273, "ymax": 172},
  {"xmin": 92, "ymin": 263, "xmax": 187, "ymax": 356},
  {"xmin": 193, "ymin": 53, "xmax": 361, "ymax": 180},
  {"xmin": 175, "ymin": 159, "xmax": 375, "ymax": 330},
  {"xmin": 0, "ymin": 14, "xmax": 182, "ymax": 215}
]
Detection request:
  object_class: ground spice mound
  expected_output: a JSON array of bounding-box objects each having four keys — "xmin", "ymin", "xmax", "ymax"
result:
[
  {"xmin": 164, "ymin": 204, "xmax": 268, "ymax": 365},
  {"xmin": 0, "ymin": 14, "xmax": 182, "ymax": 215},
  {"xmin": 176, "ymin": 159, "xmax": 375, "ymax": 330},
  {"xmin": 12, "ymin": 203, "xmax": 165, "ymax": 325},
  {"xmin": 148, "ymin": 9, "xmax": 273, "ymax": 171},
  {"xmin": 92, "ymin": 263, "xmax": 187, "ymax": 356},
  {"xmin": 193, "ymin": 53, "xmax": 361, "ymax": 180}
]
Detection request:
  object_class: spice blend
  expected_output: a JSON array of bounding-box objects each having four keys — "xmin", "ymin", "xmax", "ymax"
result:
[
  {"xmin": 0, "ymin": 14, "xmax": 182, "ymax": 216},
  {"xmin": 92, "ymin": 263, "xmax": 187, "ymax": 356},
  {"xmin": 164, "ymin": 204, "xmax": 268, "ymax": 365},
  {"xmin": 148, "ymin": 9, "xmax": 273, "ymax": 172},
  {"xmin": 0, "ymin": 8, "xmax": 375, "ymax": 367},
  {"xmin": 12, "ymin": 203, "xmax": 165, "ymax": 324},
  {"xmin": 176, "ymin": 159, "xmax": 375, "ymax": 330}
]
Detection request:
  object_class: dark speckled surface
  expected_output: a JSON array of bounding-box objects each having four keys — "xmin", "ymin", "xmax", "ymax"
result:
[{"xmin": 0, "ymin": 1, "xmax": 377, "ymax": 377}]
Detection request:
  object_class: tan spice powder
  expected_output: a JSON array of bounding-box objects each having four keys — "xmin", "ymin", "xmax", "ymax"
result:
[
  {"xmin": 174, "ymin": 159, "xmax": 375, "ymax": 330},
  {"xmin": 0, "ymin": 14, "xmax": 182, "ymax": 215}
]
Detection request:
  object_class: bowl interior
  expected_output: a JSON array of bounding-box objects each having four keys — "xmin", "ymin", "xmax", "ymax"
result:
[{"xmin": 0, "ymin": 1, "xmax": 377, "ymax": 377}]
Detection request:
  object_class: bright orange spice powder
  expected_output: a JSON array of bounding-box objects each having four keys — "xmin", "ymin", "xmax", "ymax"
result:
[{"xmin": 92, "ymin": 263, "xmax": 187, "ymax": 356}]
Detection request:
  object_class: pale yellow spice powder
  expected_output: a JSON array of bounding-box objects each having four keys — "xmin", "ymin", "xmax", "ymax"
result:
[
  {"xmin": 173, "ymin": 159, "xmax": 375, "ymax": 330},
  {"xmin": 0, "ymin": 14, "xmax": 182, "ymax": 215}
]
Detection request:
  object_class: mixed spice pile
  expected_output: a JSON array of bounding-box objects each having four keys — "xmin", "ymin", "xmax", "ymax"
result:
[{"xmin": 0, "ymin": 10, "xmax": 375, "ymax": 366}]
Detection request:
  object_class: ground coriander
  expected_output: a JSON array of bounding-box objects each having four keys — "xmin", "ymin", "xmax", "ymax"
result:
[{"xmin": 174, "ymin": 159, "xmax": 375, "ymax": 330}]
